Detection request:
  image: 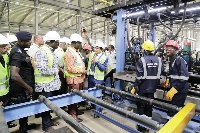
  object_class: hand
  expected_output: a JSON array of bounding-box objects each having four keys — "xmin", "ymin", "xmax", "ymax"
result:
[
  {"xmin": 165, "ymin": 87, "xmax": 178, "ymax": 101},
  {"xmin": 82, "ymin": 70, "xmax": 87, "ymax": 74},
  {"xmin": 0, "ymin": 101, "xmax": 3, "ymax": 106},
  {"xmin": 130, "ymin": 87, "xmax": 136, "ymax": 94},
  {"xmin": 93, "ymin": 57, "xmax": 98, "ymax": 63},
  {"xmin": 59, "ymin": 67, "xmax": 64, "ymax": 73},
  {"xmin": 27, "ymin": 86, "xmax": 34, "ymax": 94}
]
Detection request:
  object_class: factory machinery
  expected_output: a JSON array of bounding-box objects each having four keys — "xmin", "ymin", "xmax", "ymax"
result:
[
  {"xmin": 93, "ymin": 0, "xmax": 200, "ymax": 132},
  {"xmin": 1, "ymin": 0, "xmax": 200, "ymax": 133}
]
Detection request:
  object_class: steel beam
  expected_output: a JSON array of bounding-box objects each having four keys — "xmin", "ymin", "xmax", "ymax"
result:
[
  {"xmin": 20, "ymin": 8, "xmax": 34, "ymax": 23},
  {"xmin": 0, "ymin": 2, "xmax": 6, "ymax": 20},
  {"xmin": 72, "ymin": 89, "xmax": 161, "ymax": 131},
  {"xmin": 38, "ymin": 95, "xmax": 94, "ymax": 133},
  {"xmin": 34, "ymin": 0, "xmax": 38, "ymax": 35},
  {"xmin": 39, "ymin": 7, "xmax": 63, "ymax": 25},
  {"xmin": 39, "ymin": 0, "xmax": 92, "ymax": 14},
  {"xmin": 3, "ymin": 88, "xmax": 101, "ymax": 122}
]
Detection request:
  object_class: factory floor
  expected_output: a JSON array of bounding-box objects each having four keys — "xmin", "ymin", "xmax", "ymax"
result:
[{"xmin": 9, "ymin": 106, "xmax": 153, "ymax": 133}]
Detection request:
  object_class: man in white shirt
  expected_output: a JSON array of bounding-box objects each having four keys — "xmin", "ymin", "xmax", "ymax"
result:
[
  {"xmin": 28, "ymin": 35, "xmax": 44, "ymax": 66},
  {"xmin": 105, "ymin": 45, "xmax": 116, "ymax": 88}
]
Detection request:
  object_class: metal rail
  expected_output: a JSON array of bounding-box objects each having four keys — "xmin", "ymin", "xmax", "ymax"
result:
[
  {"xmin": 38, "ymin": 95, "xmax": 94, "ymax": 133},
  {"xmin": 72, "ymin": 89, "xmax": 162, "ymax": 130},
  {"xmin": 96, "ymin": 85, "xmax": 181, "ymax": 112}
]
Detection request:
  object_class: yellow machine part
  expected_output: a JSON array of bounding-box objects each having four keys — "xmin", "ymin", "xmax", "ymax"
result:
[
  {"xmin": 158, "ymin": 103, "xmax": 196, "ymax": 133},
  {"xmin": 98, "ymin": 0, "xmax": 114, "ymax": 5}
]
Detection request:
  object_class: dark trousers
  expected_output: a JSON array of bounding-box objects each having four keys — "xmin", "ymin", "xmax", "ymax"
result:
[
  {"xmin": 137, "ymin": 93, "xmax": 154, "ymax": 117},
  {"xmin": 168, "ymin": 93, "xmax": 187, "ymax": 117},
  {"xmin": 137, "ymin": 93, "xmax": 154, "ymax": 132},
  {"xmin": 104, "ymin": 68, "xmax": 116, "ymax": 88},
  {"xmin": 39, "ymin": 91, "xmax": 52, "ymax": 130},
  {"xmin": 0, "ymin": 93, "xmax": 10, "ymax": 106}
]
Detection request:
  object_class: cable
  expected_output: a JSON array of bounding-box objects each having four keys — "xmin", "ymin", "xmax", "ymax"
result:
[
  {"xmin": 157, "ymin": 13, "xmax": 172, "ymax": 32},
  {"xmin": 154, "ymin": 2, "xmax": 187, "ymax": 55}
]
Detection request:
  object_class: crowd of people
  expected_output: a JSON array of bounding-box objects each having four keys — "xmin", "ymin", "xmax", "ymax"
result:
[{"xmin": 0, "ymin": 30, "xmax": 116, "ymax": 133}]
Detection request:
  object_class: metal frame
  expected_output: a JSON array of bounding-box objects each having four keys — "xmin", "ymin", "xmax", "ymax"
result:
[{"xmin": 3, "ymin": 88, "xmax": 101, "ymax": 122}]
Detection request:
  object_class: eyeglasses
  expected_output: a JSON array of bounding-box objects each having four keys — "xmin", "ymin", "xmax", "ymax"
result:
[{"xmin": 165, "ymin": 48, "xmax": 175, "ymax": 51}]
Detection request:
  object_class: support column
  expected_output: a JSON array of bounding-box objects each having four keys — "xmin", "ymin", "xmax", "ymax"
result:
[
  {"xmin": 103, "ymin": 21, "xmax": 106, "ymax": 45},
  {"xmin": 148, "ymin": 22, "xmax": 156, "ymax": 46},
  {"xmin": 107, "ymin": 20, "xmax": 110, "ymax": 46},
  {"xmin": 34, "ymin": 0, "xmax": 38, "ymax": 35},
  {"xmin": 91, "ymin": 19, "xmax": 93, "ymax": 43},
  {"xmin": 114, "ymin": 10, "xmax": 126, "ymax": 91},
  {"xmin": 77, "ymin": 0, "xmax": 81, "ymax": 33}
]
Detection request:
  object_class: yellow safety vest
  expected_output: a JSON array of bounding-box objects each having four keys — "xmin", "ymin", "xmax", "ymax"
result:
[
  {"xmin": 34, "ymin": 45, "xmax": 54, "ymax": 83},
  {"xmin": 0, "ymin": 54, "xmax": 9, "ymax": 96},
  {"xmin": 63, "ymin": 47, "xmax": 83, "ymax": 78},
  {"xmin": 87, "ymin": 52, "xmax": 107, "ymax": 80}
]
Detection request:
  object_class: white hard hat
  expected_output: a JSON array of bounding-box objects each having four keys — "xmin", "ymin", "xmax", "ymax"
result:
[
  {"xmin": 60, "ymin": 37, "xmax": 70, "ymax": 44},
  {"xmin": 95, "ymin": 42, "xmax": 105, "ymax": 49},
  {"xmin": 0, "ymin": 34, "xmax": 10, "ymax": 45},
  {"xmin": 24, "ymin": 48, "xmax": 29, "ymax": 51},
  {"xmin": 7, "ymin": 35, "xmax": 17, "ymax": 42},
  {"xmin": 45, "ymin": 31, "xmax": 60, "ymax": 41},
  {"xmin": 70, "ymin": 33, "xmax": 83, "ymax": 43}
]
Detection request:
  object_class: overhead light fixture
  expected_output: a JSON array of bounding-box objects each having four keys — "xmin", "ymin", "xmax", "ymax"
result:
[
  {"xmin": 127, "ymin": 7, "xmax": 166, "ymax": 17},
  {"xmin": 15, "ymin": 2, "xmax": 19, "ymax": 4},
  {"xmin": 171, "ymin": 6, "xmax": 200, "ymax": 14}
]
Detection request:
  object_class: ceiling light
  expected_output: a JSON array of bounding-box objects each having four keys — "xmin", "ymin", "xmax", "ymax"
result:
[
  {"xmin": 67, "ymin": 0, "xmax": 70, "ymax": 2},
  {"xmin": 39, "ymin": 14, "xmax": 41, "ymax": 16},
  {"xmin": 15, "ymin": 2, "xmax": 19, "ymax": 4},
  {"xmin": 31, "ymin": 20, "xmax": 33, "ymax": 21},
  {"xmin": 95, "ymin": 8, "xmax": 98, "ymax": 10}
]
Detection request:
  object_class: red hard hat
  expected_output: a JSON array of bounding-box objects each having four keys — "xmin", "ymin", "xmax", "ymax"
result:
[
  {"xmin": 83, "ymin": 44, "xmax": 92, "ymax": 50},
  {"xmin": 165, "ymin": 40, "xmax": 179, "ymax": 50}
]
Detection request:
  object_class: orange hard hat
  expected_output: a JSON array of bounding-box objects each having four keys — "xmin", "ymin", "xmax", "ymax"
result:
[{"xmin": 165, "ymin": 40, "xmax": 179, "ymax": 50}]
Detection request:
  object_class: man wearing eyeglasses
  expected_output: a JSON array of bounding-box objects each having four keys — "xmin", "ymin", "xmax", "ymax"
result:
[
  {"xmin": 34, "ymin": 31, "xmax": 61, "ymax": 132},
  {"xmin": 164, "ymin": 40, "xmax": 189, "ymax": 117}
]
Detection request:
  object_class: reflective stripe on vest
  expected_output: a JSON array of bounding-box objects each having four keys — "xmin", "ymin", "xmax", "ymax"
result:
[
  {"xmin": 0, "ymin": 54, "xmax": 9, "ymax": 96},
  {"xmin": 170, "ymin": 56, "xmax": 188, "ymax": 80},
  {"xmin": 136, "ymin": 57, "xmax": 162, "ymax": 80},
  {"xmin": 34, "ymin": 45, "xmax": 54, "ymax": 83},
  {"xmin": 169, "ymin": 75, "xmax": 189, "ymax": 80},
  {"xmin": 64, "ymin": 47, "xmax": 83, "ymax": 78},
  {"xmin": 0, "ymin": 77, "xmax": 6, "ymax": 82}
]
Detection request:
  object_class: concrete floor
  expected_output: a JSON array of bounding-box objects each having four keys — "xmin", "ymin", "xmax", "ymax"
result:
[{"xmin": 9, "ymin": 109, "xmax": 133, "ymax": 133}]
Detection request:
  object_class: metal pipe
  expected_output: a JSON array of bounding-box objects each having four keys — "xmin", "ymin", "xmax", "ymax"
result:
[
  {"xmin": 0, "ymin": 105, "xmax": 9, "ymax": 133},
  {"xmin": 38, "ymin": 95, "xmax": 94, "ymax": 133},
  {"xmin": 154, "ymin": 2, "xmax": 187, "ymax": 55},
  {"xmin": 96, "ymin": 85, "xmax": 181, "ymax": 112},
  {"xmin": 157, "ymin": 13, "xmax": 172, "ymax": 32},
  {"xmin": 126, "ymin": 19, "xmax": 136, "ymax": 65},
  {"xmin": 72, "ymin": 89, "xmax": 161, "ymax": 130}
]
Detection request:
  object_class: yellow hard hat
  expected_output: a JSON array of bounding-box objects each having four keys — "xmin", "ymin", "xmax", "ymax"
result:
[{"xmin": 142, "ymin": 40, "xmax": 154, "ymax": 51}]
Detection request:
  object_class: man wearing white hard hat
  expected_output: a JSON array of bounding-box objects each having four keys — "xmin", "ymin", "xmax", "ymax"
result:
[
  {"xmin": 59, "ymin": 37, "xmax": 70, "ymax": 52},
  {"xmin": 7, "ymin": 35, "xmax": 18, "ymax": 46},
  {"xmin": 63, "ymin": 33, "xmax": 86, "ymax": 122},
  {"xmin": 54, "ymin": 37, "xmax": 70, "ymax": 95},
  {"xmin": 0, "ymin": 34, "xmax": 17, "ymax": 128},
  {"xmin": 87, "ymin": 41, "xmax": 108, "ymax": 112},
  {"xmin": 34, "ymin": 31, "xmax": 61, "ymax": 132}
]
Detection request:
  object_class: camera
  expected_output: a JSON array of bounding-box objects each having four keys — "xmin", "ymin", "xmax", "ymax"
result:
[{"xmin": 82, "ymin": 27, "xmax": 86, "ymax": 32}]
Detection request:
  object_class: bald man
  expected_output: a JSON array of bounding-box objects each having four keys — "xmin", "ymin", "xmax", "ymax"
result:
[{"xmin": 28, "ymin": 35, "xmax": 44, "ymax": 67}]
